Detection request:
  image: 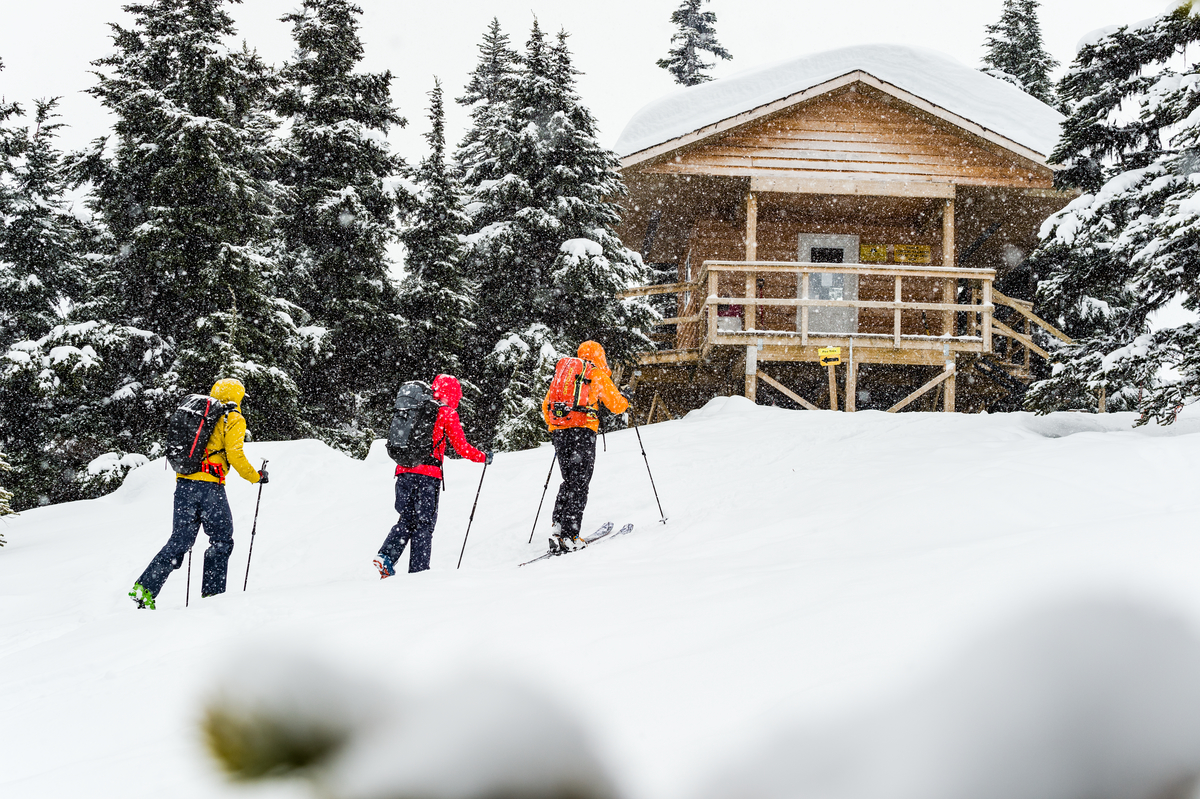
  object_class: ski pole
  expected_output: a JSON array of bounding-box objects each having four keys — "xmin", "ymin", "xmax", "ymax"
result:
[
  {"xmin": 456, "ymin": 462, "xmax": 489, "ymax": 569},
  {"xmin": 528, "ymin": 451, "xmax": 557, "ymax": 544},
  {"xmin": 633, "ymin": 424, "xmax": 667, "ymax": 524},
  {"xmin": 185, "ymin": 546, "xmax": 193, "ymax": 608},
  {"xmin": 242, "ymin": 458, "xmax": 269, "ymax": 591}
]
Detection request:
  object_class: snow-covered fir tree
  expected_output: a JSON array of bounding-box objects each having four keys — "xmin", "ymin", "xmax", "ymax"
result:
[
  {"xmin": 400, "ymin": 81, "xmax": 475, "ymax": 379},
  {"xmin": 656, "ymin": 0, "xmax": 732, "ymax": 87},
  {"xmin": 465, "ymin": 23, "xmax": 656, "ymax": 448},
  {"xmin": 0, "ymin": 98, "xmax": 88, "ymax": 344},
  {"xmin": 275, "ymin": 0, "xmax": 408, "ymax": 450},
  {"xmin": 78, "ymin": 0, "xmax": 305, "ymax": 442},
  {"xmin": 0, "ymin": 447, "xmax": 12, "ymax": 545},
  {"xmin": 456, "ymin": 18, "xmax": 520, "ymax": 188},
  {"xmin": 980, "ymin": 0, "xmax": 1059, "ymax": 105},
  {"xmin": 0, "ymin": 78, "xmax": 172, "ymax": 509},
  {"xmin": 1028, "ymin": 3, "xmax": 1200, "ymax": 422}
]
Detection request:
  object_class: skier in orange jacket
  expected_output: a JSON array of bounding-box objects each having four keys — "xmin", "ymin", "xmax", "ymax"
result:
[{"xmin": 540, "ymin": 341, "xmax": 628, "ymax": 551}]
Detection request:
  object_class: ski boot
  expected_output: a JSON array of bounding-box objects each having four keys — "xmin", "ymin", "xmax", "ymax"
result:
[
  {"xmin": 129, "ymin": 583, "xmax": 156, "ymax": 610},
  {"xmin": 549, "ymin": 523, "xmax": 587, "ymax": 553},
  {"xmin": 373, "ymin": 553, "xmax": 396, "ymax": 580}
]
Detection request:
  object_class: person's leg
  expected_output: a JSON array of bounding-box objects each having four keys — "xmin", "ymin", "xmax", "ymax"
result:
[
  {"xmin": 553, "ymin": 428, "xmax": 597, "ymax": 539},
  {"xmin": 379, "ymin": 475, "xmax": 418, "ymax": 564},
  {"xmin": 406, "ymin": 475, "xmax": 441, "ymax": 573},
  {"xmin": 135, "ymin": 481, "xmax": 204, "ymax": 597},
  {"xmin": 199, "ymin": 484, "xmax": 235, "ymax": 597}
]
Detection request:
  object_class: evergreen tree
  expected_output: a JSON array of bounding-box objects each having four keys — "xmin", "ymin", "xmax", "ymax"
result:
[
  {"xmin": 0, "ymin": 448, "xmax": 12, "ymax": 545},
  {"xmin": 456, "ymin": 18, "xmax": 520, "ymax": 188},
  {"xmin": 275, "ymin": 0, "xmax": 408, "ymax": 450},
  {"xmin": 1028, "ymin": 3, "xmax": 1200, "ymax": 422},
  {"xmin": 78, "ymin": 0, "xmax": 304, "ymax": 441},
  {"xmin": 0, "ymin": 74, "xmax": 168, "ymax": 510},
  {"xmin": 0, "ymin": 98, "xmax": 88, "ymax": 344},
  {"xmin": 980, "ymin": 0, "xmax": 1059, "ymax": 105},
  {"xmin": 400, "ymin": 80, "xmax": 474, "ymax": 378},
  {"xmin": 656, "ymin": 0, "xmax": 732, "ymax": 87},
  {"xmin": 465, "ymin": 23, "xmax": 656, "ymax": 448}
]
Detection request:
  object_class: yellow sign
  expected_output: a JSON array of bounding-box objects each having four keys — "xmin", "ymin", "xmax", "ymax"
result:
[
  {"xmin": 894, "ymin": 244, "xmax": 932, "ymax": 264},
  {"xmin": 860, "ymin": 243, "xmax": 887, "ymax": 263},
  {"xmin": 818, "ymin": 347, "xmax": 842, "ymax": 366}
]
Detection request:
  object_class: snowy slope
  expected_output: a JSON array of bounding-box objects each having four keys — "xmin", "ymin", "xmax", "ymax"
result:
[
  {"xmin": 614, "ymin": 44, "xmax": 1065, "ymax": 160},
  {"xmin": 2, "ymin": 400, "xmax": 1200, "ymax": 798}
]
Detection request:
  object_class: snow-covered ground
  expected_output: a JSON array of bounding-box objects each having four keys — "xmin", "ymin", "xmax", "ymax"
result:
[{"xmin": 3, "ymin": 399, "xmax": 1200, "ymax": 798}]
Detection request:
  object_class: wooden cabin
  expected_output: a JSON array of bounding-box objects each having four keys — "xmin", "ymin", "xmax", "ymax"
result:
[{"xmin": 612, "ymin": 45, "xmax": 1075, "ymax": 418}]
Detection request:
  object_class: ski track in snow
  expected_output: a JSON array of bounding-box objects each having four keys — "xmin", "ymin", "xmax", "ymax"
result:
[{"xmin": 2, "ymin": 398, "xmax": 1200, "ymax": 798}]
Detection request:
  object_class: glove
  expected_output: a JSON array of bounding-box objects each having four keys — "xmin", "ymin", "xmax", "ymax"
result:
[
  {"xmin": 620, "ymin": 388, "xmax": 633, "ymax": 402},
  {"xmin": 258, "ymin": 469, "xmax": 270, "ymax": 484},
  {"xmin": 485, "ymin": 451, "xmax": 494, "ymax": 466}
]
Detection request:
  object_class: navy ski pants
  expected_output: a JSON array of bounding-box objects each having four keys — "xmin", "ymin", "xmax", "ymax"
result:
[
  {"xmin": 378, "ymin": 473, "xmax": 440, "ymax": 573},
  {"xmin": 136, "ymin": 480, "xmax": 235, "ymax": 598},
  {"xmin": 551, "ymin": 427, "xmax": 597, "ymax": 539}
]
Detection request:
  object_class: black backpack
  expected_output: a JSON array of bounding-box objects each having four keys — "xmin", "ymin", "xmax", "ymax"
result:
[
  {"xmin": 164, "ymin": 394, "xmax": 237, "ymax": 475},
  {"xmin": 386, "ymin": 381, "xmax": 441, "ymax": 467}
]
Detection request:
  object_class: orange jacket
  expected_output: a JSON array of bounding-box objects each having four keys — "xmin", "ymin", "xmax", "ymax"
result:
[{"xmin": 542, "ymin": 341, "xmax": 629, "ymax": 433}]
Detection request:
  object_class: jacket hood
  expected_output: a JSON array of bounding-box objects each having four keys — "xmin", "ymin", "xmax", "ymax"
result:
[
  {"xmin": 210, "ymin": 378, "xmax": 245, "ymax": 410},
  {"xmin": 577, "ymin": 341, "xmax": 609, "ymax": 374},
  {"xmin": 432, "ymin": 374, "xmax": 462, "ymax": 409}
]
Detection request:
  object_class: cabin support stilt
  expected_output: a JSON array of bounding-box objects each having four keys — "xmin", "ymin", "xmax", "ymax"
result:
[
  {"xmin": 745, "ymin": 345, "xmax": 758, "ymax": 402},
  {"xmin": 942, "ymin": 195, "xmax": 956, "ymax": 335},
  {"xmin": 744, "ymin": 191, "xmax": 758, "ymax": 332},
  {"xmin": 757, "ymin": 370, "xmax": 820, "ymax": 410}
]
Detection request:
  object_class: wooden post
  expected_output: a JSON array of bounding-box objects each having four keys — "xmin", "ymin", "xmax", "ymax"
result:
[
  {"xmin": 942, "ymin": 196, "xmax": 956, "ymax": 337},
  {"xmin": 744, "ymin": 191, "xmax": 757, "ymax": 331},
  {"xmin": 800, "ymin": 272, "xmax": 810, "ymax": 345},
  {"xmin": 1098, "ymin": 384, "xmax": 1107, "ymax": 413},
  {"xmin": 828, "ymin": 364, "xmax": 838, "ymax": 411},
  {"xmin": 846, "ymin": 361, "xmax": 858, "ymax": 413},
  {"xmin": 981, "ymin": 277, "xmax": 993, "ymax": 353},
  {"xmin": 893, "ymin": 275, "xmax": 902, "ymax": 347},
  {"xmin": 707, "ymin": 268, "xmax": 718, "ymax": 343},
  {"xmin": 944, "ymin": 359, "xmax": 956, "ymax": 413},
  {"xmin": 745, "ymin": 345, "xmax": 757, "ymax": 403}
]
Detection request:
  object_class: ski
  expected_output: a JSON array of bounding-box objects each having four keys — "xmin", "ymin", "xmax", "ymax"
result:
[
  {"xmin": 518, "ymin": 522, "xmax": 633, "ymax": 567},
  {"xmin": 519, "ymin": 522, "xmax": 611, "ymax": 567}
]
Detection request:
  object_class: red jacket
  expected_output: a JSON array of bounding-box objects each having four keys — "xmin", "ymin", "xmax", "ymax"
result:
[{"xmin": 395, "ymin": 374, "xmax": 486, "ymax": 480}]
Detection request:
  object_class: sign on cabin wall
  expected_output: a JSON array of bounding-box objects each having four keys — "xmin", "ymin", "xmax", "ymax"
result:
[
  {"xmin": 894, "ymin": 244, "xmax": 932, "ymax": 264},
  {"xmin": 860, "ymin": 244, "xmax": 887, "ymax": 263},
  {"xmin": 818, "ymin": 347, "xmax": 842, "ymax": 366}
]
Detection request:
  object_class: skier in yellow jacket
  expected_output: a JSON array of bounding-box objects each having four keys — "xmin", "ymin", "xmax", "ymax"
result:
[{"xmin": 129, "ymin": 378, "xmax": 266, "ymax": 608}]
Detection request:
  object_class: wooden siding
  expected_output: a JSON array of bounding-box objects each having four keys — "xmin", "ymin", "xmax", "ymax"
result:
[{"xmin": 639, "ymin": 85, "xmax": 1052, "ymax": 190}]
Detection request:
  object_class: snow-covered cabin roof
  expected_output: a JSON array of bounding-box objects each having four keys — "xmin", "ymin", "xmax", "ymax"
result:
[{"xmin": 616, "ymin": 44, "xmax": 1065, "ymax": 166}]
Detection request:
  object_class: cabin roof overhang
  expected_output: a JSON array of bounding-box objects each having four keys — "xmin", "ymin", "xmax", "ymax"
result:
[{"xmin": 619, "ymin": 70, "xmax": 1058, "ymax": 176}]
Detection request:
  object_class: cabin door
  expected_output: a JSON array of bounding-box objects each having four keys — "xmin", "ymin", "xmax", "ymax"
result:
[{"xmin": 797, "ymin": 233, "xmax": 859, "ymax": 335}]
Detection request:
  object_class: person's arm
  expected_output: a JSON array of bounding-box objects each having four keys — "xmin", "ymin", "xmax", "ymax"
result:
[
  {"xmin": 442, "ymin": 409, "xmax": 487, "ymax": 463},
  {"xmin": 223, "ymin": 412, "xmax": 262, "ymax": 483},
  {"xmin": 594, "ymin": 371, "xmax": 629, "ymax": 415}
]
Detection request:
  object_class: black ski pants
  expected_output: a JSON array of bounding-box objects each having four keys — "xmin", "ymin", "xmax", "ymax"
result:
[
  {"xmin": 137, "ymin": 480, "xmax": 234, "ymax": 598},
  {"xmin": 378, "ymin": 473, "xmax": 440, "ymax": 573},
  {"xmin": 551, "ymin": 427, "xmax": 597, "ymax": 539}
]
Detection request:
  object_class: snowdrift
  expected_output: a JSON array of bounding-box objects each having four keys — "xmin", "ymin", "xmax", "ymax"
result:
[{"xmin": 2, "ymin": 400, "xmax": 1200, "ymax": 799}]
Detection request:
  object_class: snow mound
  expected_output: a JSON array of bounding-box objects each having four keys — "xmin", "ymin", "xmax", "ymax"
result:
[
  {"xmin": 615, "ymin": 44, "xmax": 1065, "ymax": 160},
  {"xmin": 696, "ymin": 600, "xmax": 1200, "ymax": 799}
]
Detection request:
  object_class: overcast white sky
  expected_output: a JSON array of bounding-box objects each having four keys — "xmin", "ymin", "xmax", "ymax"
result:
[{"xmin": 0, "ymin": 0, "xmax": 1173, "ymax": 162}]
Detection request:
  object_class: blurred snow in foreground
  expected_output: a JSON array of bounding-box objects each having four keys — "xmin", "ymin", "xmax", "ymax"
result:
[{"xmin": 206, "ymin": 601, "xmax": 1200, "ymax": 799}]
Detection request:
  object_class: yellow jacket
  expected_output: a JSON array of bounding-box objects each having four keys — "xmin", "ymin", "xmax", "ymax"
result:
[
  {"xmin": 179, "ymin": 378, "xmax": 261, "ymax": 485},
  {"xmin": 542, "ymin": 341, "xmax": 629, "ymax": 433}
]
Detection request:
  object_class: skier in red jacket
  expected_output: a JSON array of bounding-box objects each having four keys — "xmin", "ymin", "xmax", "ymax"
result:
[{"xmin": 373, "ymin": 374, "xmax": 490, "ymax": 577}]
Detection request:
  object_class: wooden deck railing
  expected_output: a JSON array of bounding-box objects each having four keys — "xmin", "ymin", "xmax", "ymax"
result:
[{"xmin": 621, "ymin": 260, "xmax": 999, "ymax": 354}]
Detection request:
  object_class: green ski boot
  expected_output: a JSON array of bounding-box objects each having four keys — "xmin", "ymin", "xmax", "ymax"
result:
[{"xmin": 129, "ymin": 582, "xmax": 156, "ymax": 610}]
